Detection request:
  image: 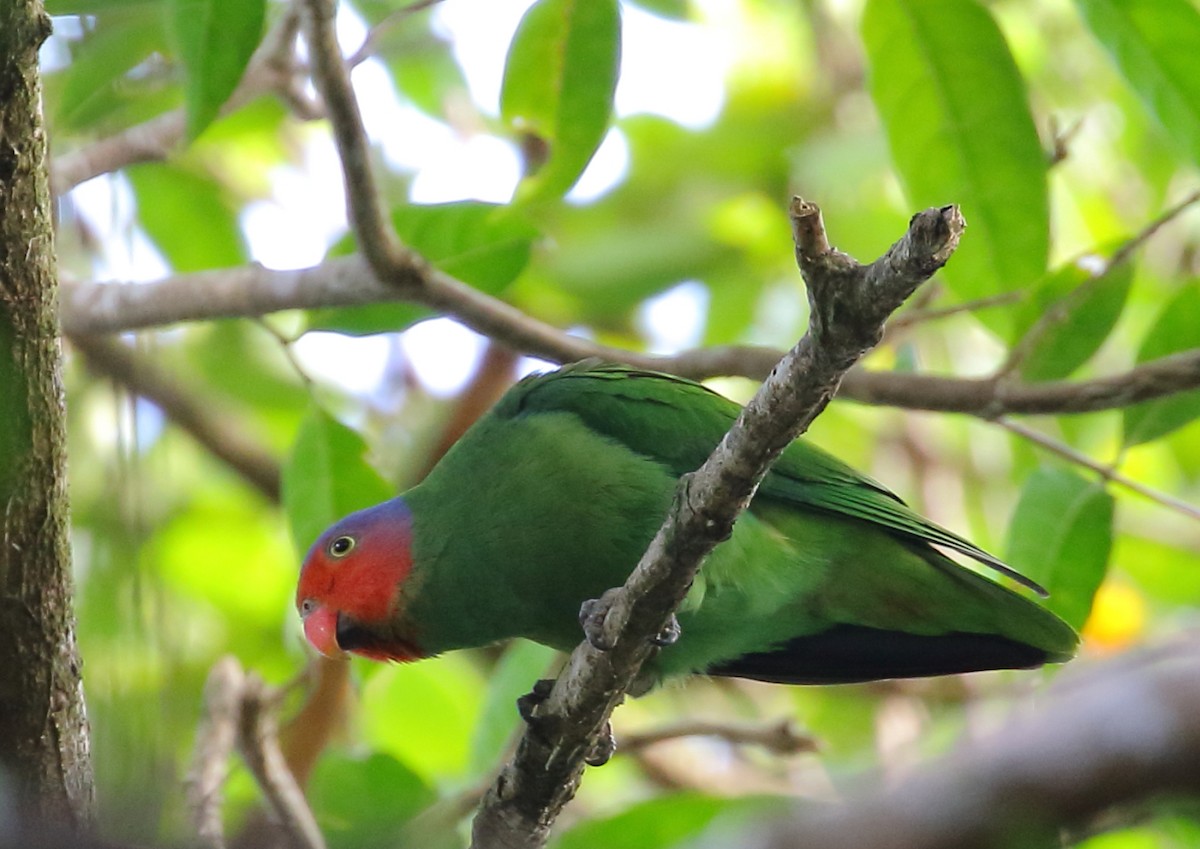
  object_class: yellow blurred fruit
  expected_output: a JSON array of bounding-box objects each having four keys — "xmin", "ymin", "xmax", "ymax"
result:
[{"xmin": 1081, "ymin": 580, "xmax": 1146, "ymax": 652}]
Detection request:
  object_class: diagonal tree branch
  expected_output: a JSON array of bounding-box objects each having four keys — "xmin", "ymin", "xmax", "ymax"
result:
[
  {"xmin": 186, "ymin": 656, "xmax": 329, "ymax": 849},
  {"xmin": 468, "ymin": 201, "xmax": 965, "ymax": 849},
  {"xmin": 997, "ymin": 417, "xmax": 1200, "ymax": 522},
  {"xmin": 300, "ymin": 0, "xmax": 428, "ymax": 286},
  {"xmin": 237, "ymin": 673, "xmax": 327, "ymax": 849},
  {"xmin": 741, "ymin": 638, "xmax": 1200, "ymax": 849},
  {"xmin": 69, "ymin": 334, "xmax": 282, "ymax": 502}
]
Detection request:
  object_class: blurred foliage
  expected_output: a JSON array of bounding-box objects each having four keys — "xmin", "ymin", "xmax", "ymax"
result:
[{"xmin": 43, "ymin": 0, "xmax": 1200, "ymax": 846}]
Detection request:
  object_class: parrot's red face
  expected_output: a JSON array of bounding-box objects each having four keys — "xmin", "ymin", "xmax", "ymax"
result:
[{"xmin": 295, "ymin": 498, "xmax": 423, "ymax": 662}]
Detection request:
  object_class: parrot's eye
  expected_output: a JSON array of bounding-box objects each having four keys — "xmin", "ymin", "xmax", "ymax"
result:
[
  {"xmin": 328, "ymin": 535, "xmax": 356, "ymax": 558},
  {"xmin": 299, "ymin": 598, "xmax": 316, "ymax": 618}
]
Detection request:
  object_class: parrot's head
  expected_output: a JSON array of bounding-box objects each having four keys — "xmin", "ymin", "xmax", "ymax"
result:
[{"xmin": 295, "ymin": 497, "xmax": 424, "ymax": 663}]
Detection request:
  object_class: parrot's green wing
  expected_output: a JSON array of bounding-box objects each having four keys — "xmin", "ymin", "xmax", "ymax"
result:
[
  {"xmin": 466, "ymin": 361, "xmax": 1079, "ymax": 684},
  {"xmin": 493, "ymin": 362, "xmax": 1077, "ymax": 683},
  {"xmin": 501, "ymin": 362, "xmax": 1043, "ymax": 594}
]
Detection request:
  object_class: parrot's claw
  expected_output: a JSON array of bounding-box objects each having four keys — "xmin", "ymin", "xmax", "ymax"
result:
[
  {"xmin": 584, "ymin": 721, "xmax": 616, "ymax": 767},
  {"xmin": 517, "ymin": 678, "xmax": 555, "ymax": 724},
  {"xmin": 579, "ymin": 588, "xmax": 625, "ymax": 651},
  {"xmin": 652, "ymin": 614, "xmax": 681, "ymax": 647}
]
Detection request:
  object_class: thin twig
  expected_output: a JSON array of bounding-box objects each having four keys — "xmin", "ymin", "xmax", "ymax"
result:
[
  {"xmin": 620, "ymin": 718, "xmax": 818, "ymax": 757},
  {"xmin": 1108, "ymin": 188, "xmax": 1200, "ymax": 270},
  {"xmin": 888, "ymin": 291, "xmax": 1023, "ymax": 331},
  {"xmin": 997, "ymin": 417, "xmax": 1200, "ymax": 521},
  {"xmin": 253, "ymin": 318, "xmax": 317, "ymax": 389},
  {"xmin": 1047, "ymin": 115, "xmax": 1085, "ymax": 167},
  {"xmin": 186, "ymin": 657, "xmax": 246, "ymax": 849},
  {"xmin": 999, "ymin": 189, "xmax": 1200, "ymax": 377},
  {"xmin": 301, "ymin": 0, "xmax": 425, "ymax": 283},
  {"xmin": 237, "ymin": 673, "xmax": 328, "ymax": 849},
  {"xmin": 346, "ymin": 0, "xmax": 448, "ymax": 68}
]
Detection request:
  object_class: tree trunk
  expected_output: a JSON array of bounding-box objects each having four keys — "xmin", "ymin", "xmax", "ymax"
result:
[{"xmin": 0, "ymin": 0, "xmax": 95, "ymax": 832}]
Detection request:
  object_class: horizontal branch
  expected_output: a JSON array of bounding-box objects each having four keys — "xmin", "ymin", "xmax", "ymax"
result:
[
  {"xmin": 59, "ymin": 257, "xmax": 1200, "ymax": 418},
  {"xmin": 743, "ymin": 638, "xmax": 1200, "ymax": 849}
]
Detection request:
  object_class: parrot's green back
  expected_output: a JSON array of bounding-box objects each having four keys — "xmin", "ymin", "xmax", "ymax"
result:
[{"xmin": 399, "ymin": 363, "xmax": 1077, "ymax": 684}]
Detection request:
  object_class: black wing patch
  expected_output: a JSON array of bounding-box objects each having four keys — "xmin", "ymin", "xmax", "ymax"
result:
[{"xmin": 706, "ymin": 624, "xmax": 1055, "ymax": 685}]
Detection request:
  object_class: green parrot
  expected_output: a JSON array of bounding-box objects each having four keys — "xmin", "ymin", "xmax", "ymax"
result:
[{"xmin": 296, "ymin": 362, "xmax": 1077, "ymax": 686}]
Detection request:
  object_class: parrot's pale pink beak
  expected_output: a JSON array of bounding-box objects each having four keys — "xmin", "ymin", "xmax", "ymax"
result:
[{"xmin": 301, "ymin": 602, "xmax": 344, "ymax": 658}]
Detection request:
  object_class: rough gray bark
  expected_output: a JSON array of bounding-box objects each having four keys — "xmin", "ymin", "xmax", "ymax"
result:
[{"xmin": 0, "ymin": 0, "xmax": 95, "ymax": 831}]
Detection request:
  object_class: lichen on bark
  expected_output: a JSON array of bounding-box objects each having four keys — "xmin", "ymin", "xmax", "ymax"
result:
[{"xmin": 0, "ymin": 0, "xmax": 95, "ymax": 831}]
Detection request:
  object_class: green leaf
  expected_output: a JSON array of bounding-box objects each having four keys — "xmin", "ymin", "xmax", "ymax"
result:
[
  {"xmin": 501, "ymin": 0, "xmax": 621, "ymax": 201},
  {"xmin": 1005, "ymin": 466, "xmax": 1113, "ymax": 630},
  {"xmin": 703, "ymin": 272, "xmax": 761, "ymax": 346},
  {"xmin": 127, "ymin": 163, "xmax": 247, "ymax": 271},
  {"xmin": 46, "ymin": 0, "xmax": 159, "ymax": 11},
  {"xmin": 149, "ymin": 495, "xmax": 295, "ymax": 626},
  {"xmin": 1118, "ymin": 534, "xmax": 1200, "ymax": 606},
  {"xmin": 309, "ymin": 202, "xmax": 538, "ymax": 335},
  {"xmin": 385, "ymin": 34, "xmax": 471, "ymax": 120},
  {"xmin": 307, "ymin": 303, "xmax": 431, "ymax": 338},
  {"xmin": 309, "ymin": 752, "xmax": 435, "ymax": 849},
  {"xmin": 56, "ymin": 10, "xmax": 167, "ymax": 132},
  {"xmin": 862, "ymin": 0, "xmax": 1048, "ymax": 330},
  {"xmin": 390, "ymin": 203, "xmax": 539, "ymax": 289},
  {"xmin": 467, "ymin": 640, "xmax": 557, "ymax": 777},
  {"xmin": 1077, "ymin": 0, "xmax": 1200, "ymax": 165},
  {"xmin": 1123, "ymin": 283, "xmax": 1200, "ymax": 446},
  {"xmin": 166, "ymin": 0, "xmax": 265, "ymax": 140},
  {"xmin": 625, "ymin": 0, "xmax": 690, "ymax": 20},
  {"xmin": 281, "ymin": 407, "xmax": 393, "ymax": 556},
  {"xmin": 361, "ymin": 654, "xmax": 484, "ymax": 780},
  {"xmin": 187, "ymin": 322, "xmax": 309, "ymax": 415},
  {"xmin": 1014, "ymin": 259, "xmax": 1133, "ymax": 381}
]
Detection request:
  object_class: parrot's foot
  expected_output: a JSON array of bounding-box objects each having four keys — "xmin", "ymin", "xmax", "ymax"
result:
[
  {"xmin": 584, "ymin": 721, "xmax": 616, "ymax": 767},
  {"xmin": 515, "ymin": 680, "xmax": 616, "ymax": 767},
  {"xmin": 579, "ymin": 588, "xmax": 625, "ymax": 651},
  {"xmin": 516, "ymin": 678, "xmax": 555, "ymax": 724},
  {"xmin": 652, "ymin": 614, "xmax": 680, "ymax": 647},
  {"xmin": 580, "ymin": 592, "xmax": 683, "ymax": 652}
]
